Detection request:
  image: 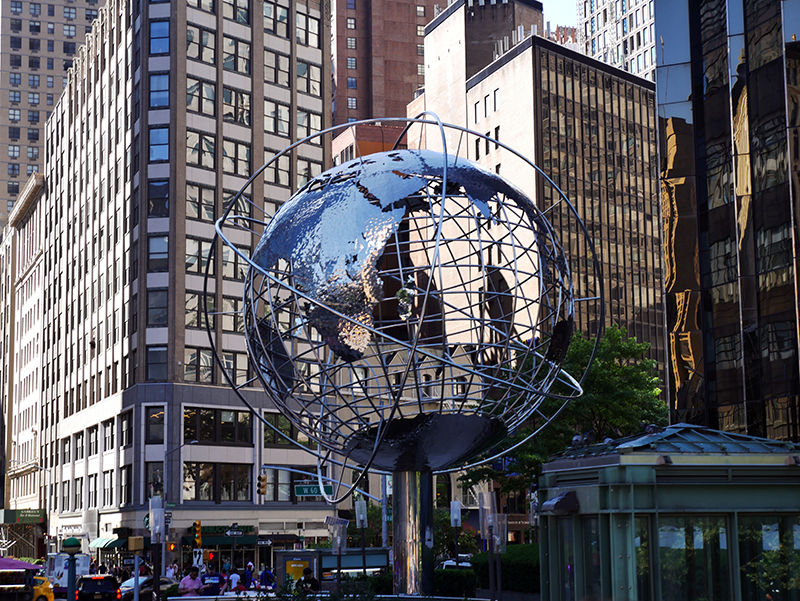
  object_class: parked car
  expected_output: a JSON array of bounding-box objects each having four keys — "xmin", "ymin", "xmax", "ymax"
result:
[
  {"xmin": 75, "ymin": 575, "xmax": 120, "ymax": 601},
  {"xmin": 118, "ymin": 576, "xmax": 175, "ymax": 601},
  {"xmin": 33, "ymin": 576, "xmax": 55, "ymax": 601}
]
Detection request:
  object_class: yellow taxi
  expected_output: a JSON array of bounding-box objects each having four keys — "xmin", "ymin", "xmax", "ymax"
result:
[{"xmin": 33, "ymin": 576, "xmax": 54, "ymax": 601}]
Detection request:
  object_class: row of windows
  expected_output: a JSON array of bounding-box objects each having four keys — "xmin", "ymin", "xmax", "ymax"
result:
[
  {"xmin": 8, "ymin": 73, "xmax": 63, "ymax": 88},
  {"xmin": 185, "ymin": 24, "xmax": 250, "ymax": 74},
  {"xmin": 7, "ymin": 127, "xmax": 40, "ymax": 141},
  {"xmin": 6, "ymin": 146, "xmax": 39, "ymax": 159},
  {"xmin": 7, "ymin": 164, "xmax": 40, "ymax": 177},
  {"xmin": 8, "ymin": 109, "xmax": 41, "ymax": 123},
  {"xmin": 138, "ymin": 233, "xmax": 249, "ymax": 279},
  {"xmin": 8, "ymin": 91, "xmax": 54, "ymax": 105},
  {"xmin": 139, "ymin": 345, "xmax": 250, "ymax": 383},
  {"xmin": 9, "ymin": 36, "xmax": 81, "ymax": 51},
  {"xmin": 8, "ymin": 55, "xmax": 72, "ymax": 70}
]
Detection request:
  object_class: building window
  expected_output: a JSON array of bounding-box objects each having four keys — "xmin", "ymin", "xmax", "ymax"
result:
[
  {"xmin": 149, "ymin": 21, "xmax": 169, "ymax": 54},
  {"xmin": 264, "ymin": 100, "xmax": 290, "ymax": 135},
  {"xmin": 222, "ymin": 87, "xmax": 251, "ymax": 126},
  {"xmin": 184, "ymin": 347, "xmax": 214, "ymax": 383},
  {"xmin": 187, "ymin": 183, "xmax": 215, "ymax": 221},
  {"xmin": 26, "ymin": 165, "xmax": 37, "ymax": 177},
  {"xmin": 347, "ymin": 57, "xmax": 357, "ymax": 69},
  {"xmin": 10, "ymin": 74, "xmax": 21, "ymax": 86},
  {"xmin": 148, "ymin": 178, "xmax": 169, "ymax": 217},
  {"xmin": 10, "ymin": 37, "xmax": 22, "ymax": 50},
  {"xmin": 186, "ymin": 238, "xmax": 214, "ymax": 275},
  {"xmin": 27, "ymin": 129, "xmax": 39, "ymax": 141},
  {"xmin": 297, "ymin": 61, "xmax": 321, "ymax": 96},
  {"xmin": 146, "ymin": 462, "xmax": 163, "ymax": 498},
  {"xmin": 222, "ymin": 139, "xmax": 251, "ymax": 176},
  {"xmin": 347, "ymin": 97, "xmax": 357, "ymax": 110},
  {"xmin": 264, "ymin": 1, "xmax": 289, "ymax": 38},
  {"xmin": 29, "ymin": 38, "xmax": 41, "ymax": 51},
  {"xmin": 9, "ymin": 109, "xmax": 20, "ymax": 122},
  {"xmin": 10, "ymin": 2, "xmax": 22, "ymax": 14},
  {"xmin": 88, "ymin": 427, "xmax": 99, "ymax": 456},
  {"xmin": 147, "ymin": 235, "xmax": 168, "ymax": 271},
  {"xmin": 296, "ymin": 12, "xmax": 319, "ymax": 47},
  {"xmin": 102, "ymin": 471, "xmax": 113, "ymax": 506},
  {"xmin": 222, "ymin": 297, "xmax": 243, "ymax": 332},
  {"xmin": 8, "ymin": 145, "xmax": 20, "ymax": 158},
  {"xmin": 103, "ymin": 419, "xmax": 114, "ymax": 451},
  {"xmin": 223, "ymin": 352, "xmax": 249, "ymax": 386},
  {"xmin": 75, "ymin": 433, "xmax": 85, "ymax": 460},
  {"xmin": 182, "ymin": 463, "xmax": 252, "ymax": 502},
  {"xmin": 297, "ymin": 158, "xmax": 322, "ymax": 186},
  {"xmin": 186, "ymin": 130, "xmax": 216, "ymax": 168},
  {"xmin": 86, "ymin": 9, "xmax": 98, "ymax": 20},
  {"xmin": 347, "ymin": 77, "xmax": 357, "ymax": 89},
  {"xmin": 120, "ymin": 412, "xmax": 133, "ymax": 447},
  {"xmin": 28, "ymin": 110, "xmax": 39, "ymax": 123},
  {"xmin": 417, "ymin": 5, "xmax": 425, "ymax": 17},
  {"xmin": 222, "ymin": 36, "xmax": 250, "ymax": 74},
  {"xmin": 149, "ymin": 73, "xmax": 169, "ymax": 108},
  {"xmin": 9, "ymin": 127, "xmax": 19, "ymax": 140},
  {"xmin": 296, "ymin": 110, "xmax": 321, "ymax": 141},
  {"xmin": 87, "ymin": 474, "xmax": 98, "ymax": 508},
  {"xmin": 347, "ymin": 17, "xmax": 356, "ymax": 29},
  {"xmin": 417, "ymin": 44, "xmax": 425, "ymax": 56},
  {"xmin": 346, "ymin": 37, "xmax": 356, "ymax": 49},
  {"xmin": 8, "ymin": 164, "xmax": 20, "ymax": 177},
  {"xmin": 74, "ymin": 477, "xmax": 83, "ymax": 510},
  {"xmin": 184, "ymin": 408, "xmax": 252, "ymax": 444},
  {"xmin": 146, "ymin": 407, "xmax": 165, "ymax": 444},
  {"xmin": 417, "ymin": 24, "xmax": 425, "ymax": 36},
  {"xmin": 187, "ymin": 25, "xmax": 215, "ymax": 63},
  {"xmin": 264, "ymin": 150, "xmax": 290, "ymax": 186},
  {"xmin": 28, "ymin": 92, "xmax": 39, "ymax": 104},
  {"xmin": 185, "ymin": 291, "xmax": 215, "ymax": 329},
  {"xmin": 222, "ymin": 245, "xmax": 250, "ymax": 279},
  {"xmin": 264, "ymin": 413, "xmax": 293, "ymax": 446},
  {"xmin": 147, "ymin": 289, "xmax": 168, "ymax": 327},
  {"xmin": 188, "ymin": 0, "xmax": 215, "ymax": 13},
  {"xmin": 223, "ymin": 0, "xmax": 248, "ymax": 23},
  {"xmin": 63, "ymin": 24, "xmax": 76, "ymax": 37},
  {"xmin": 120, "ymin": 465, "xmax": 132, "ymax": 505},
  {"xmin": 347, "ymin": 0, "xmax": 355, "ymax": 7},
  {"xmin": 187, "ymin": 78, "xmax": 215, "ymax": 116},
  {"xmin": 264, "ymin": 51, "xmax": 290, "ymax": 86},
  {"xmin": 149, "ymin": 126, "xmax": 169, "ymax": 162},
  {"xmin": 417, "ymin": 64, "xmax": 424, "ymax": 76},
  {"xmin": 63, "ymin": 6, "xmax": 75, "ymax": 18}
]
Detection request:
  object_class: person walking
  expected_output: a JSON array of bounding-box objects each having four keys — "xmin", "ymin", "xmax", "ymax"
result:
[{"xmin": 178, "ymin": 566, "xmax": 204, "ymax": 597}]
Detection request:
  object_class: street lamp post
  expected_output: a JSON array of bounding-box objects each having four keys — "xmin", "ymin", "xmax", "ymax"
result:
[
  {"xmin": 63, "ymin": 537, "xmax": 82, "ymax": 601},
  {"xmin": 161, "ymin": 440, "xmax": 198, "ymax": 576}
]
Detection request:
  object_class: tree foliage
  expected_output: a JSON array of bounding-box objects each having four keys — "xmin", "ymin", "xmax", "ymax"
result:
[{"xmin": 459, "ymin": 325, "xmax": 667, "ymax": 494}]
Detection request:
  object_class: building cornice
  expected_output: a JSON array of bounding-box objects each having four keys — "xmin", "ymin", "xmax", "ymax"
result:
[{"xmin": 8, "ymin": 173, "xmax": 44, "ymax": 229}]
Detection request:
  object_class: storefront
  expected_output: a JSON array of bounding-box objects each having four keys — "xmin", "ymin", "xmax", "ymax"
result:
[{"xmin": 538, "ymin": 423, "xmax": 800, "ymax": 601}]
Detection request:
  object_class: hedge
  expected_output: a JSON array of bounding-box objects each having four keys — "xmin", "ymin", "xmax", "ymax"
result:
[{"xmin": 470, "ymin": 543, "xmax": 540, "ymax": 594}]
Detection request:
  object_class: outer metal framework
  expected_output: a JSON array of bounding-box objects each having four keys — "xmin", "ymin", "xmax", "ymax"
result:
[{"xmin": 204, "ymin": 115, "xmax": 604, "ymax": 594}]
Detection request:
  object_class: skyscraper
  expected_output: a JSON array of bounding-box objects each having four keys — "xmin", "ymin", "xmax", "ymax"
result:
[
  {"xmin": 657, "ymin": 0, "xmax": 800, "ymax": 440},
  {"xmin": 2, "ymin": 0, "xmax": 338, "ymax": 560},
  {"xmin": 0, "ymin": 0, "xmax": 102, "ymax": 229},
  {"xmin": 577, "ymin": 0, "xmax": 655, "ymax": 81}
]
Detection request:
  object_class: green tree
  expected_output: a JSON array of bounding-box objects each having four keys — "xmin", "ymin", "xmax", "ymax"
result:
[{"xmin": 459, "ymin": 325, "xmax": 667, "ymax": 494}]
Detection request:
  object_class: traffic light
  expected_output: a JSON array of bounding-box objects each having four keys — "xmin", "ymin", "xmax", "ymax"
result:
[
  {"xmin": 257, "ymin": 472, "xmax": 268, "ymax": 496},
  {"xmin": 192, "ymin": 521, "xmax": 202, "ymax": 548},
  {"xmin": 168, "ymin": 542, "xmax": 176, "ymax": 552}
]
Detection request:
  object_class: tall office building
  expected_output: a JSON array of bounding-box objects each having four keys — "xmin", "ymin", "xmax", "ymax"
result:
[
  {"xmin": 657, "ymin": 0, "xmax": 800, "ymax": 440},
  {"xmin": 331, "ymin": 0, "xmax": 443, "ymax": 126},
  {"xmin": 577, "ymin": 0, "xmax": 655, "ymax": 81},
  {"xmin": 412, "ymin": 0, "xmax": 665, "ymax": 362},
  {"xmin": 1, "ymin": 0, "xmax": 337, "ymax": 562},
  {"xmin": 0, "ymin": 0, "xmax": 104, "ymax": 229}
]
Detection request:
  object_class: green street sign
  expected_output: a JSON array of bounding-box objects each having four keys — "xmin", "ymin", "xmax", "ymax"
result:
[{"xmin": 294, "ymin": 484, "xmax": 333, "ymax": 496}]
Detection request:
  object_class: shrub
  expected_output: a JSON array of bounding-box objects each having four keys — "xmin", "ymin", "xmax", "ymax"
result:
[
  {"xmin": 434, "ymin": 568, "xmax": 477, "ymax": 597},
  {"xmin": 162, "ymin": 584, "xmax": 179, "ymax": 600},
  {"xmin": 470, "ymin": 543, "xmax": 540, "ymax": 594}
]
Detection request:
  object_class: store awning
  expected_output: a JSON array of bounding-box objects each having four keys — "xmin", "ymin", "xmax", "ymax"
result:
[{"xmin": 89, "ymin": 538, "xmax": 116, "ymax": 548}]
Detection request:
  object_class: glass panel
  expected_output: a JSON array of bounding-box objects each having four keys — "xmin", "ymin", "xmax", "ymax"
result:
[
  {"xmin": 658, "ymin": 516, "xmax": 730, "ymax": 601},
  {"xmin": 198, "ymin": 463, "xmax": 214, "ymax": 501},
  {"xmin": 198, "ymin": 408, "xmax": 214, "ymax": 441},
  {"xmin": 221, "ymin": 410, "xmax": 235, "ymax": 442},
  {"xmin": 183, "ymin": 463, "xmax": 196, "ymax": 501},
  {"xmin": 739, "ymin": 515, "xmax": 800, "ymax": 600},
  {"xmin": 236, "ymin": 465, "xmax": 250, "ymax": 500},
  {"xmin": 583, "ymin": 517, "xmax": 603, "ymax": 599},
  {"xmin": 220, "ymin": 464, "xmax": 234, "ymax": 501},
  {"xmin": 559, "ymin": 517, "xmax": 576, "ymax": 601},
  {"xmin": 635, "ymin": 517, "xmax": 652, "ymax": 601},
  {"xmin": 184, "ymin": 407, "xmax": 197, "ymax": 441},
  {"xmin": 278, "ymin": 470, "xmax": 291, "ymax": 501},
  {"xmin": 237, "ymin": 412, "xmax": 251, "ymax": 444}
]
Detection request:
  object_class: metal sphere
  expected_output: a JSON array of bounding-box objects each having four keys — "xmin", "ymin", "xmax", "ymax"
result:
[{"xmin": 242, "ymin": 147, "xmax": 578, "ymax": 473}]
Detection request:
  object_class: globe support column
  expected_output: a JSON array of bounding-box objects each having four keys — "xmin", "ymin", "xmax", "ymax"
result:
[{"xmin": 393, "ymin": 470, "xmax": 434, "ymax": 595}]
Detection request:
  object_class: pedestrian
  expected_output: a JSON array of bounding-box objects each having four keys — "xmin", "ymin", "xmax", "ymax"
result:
[
  {"xmin": 294, "ymin": 568, "xmax": 319, "ymax": 593},
  {"xmin": 178, "ymin": 566, "xmax": 204, "ymax": 597},
  {"xmin": 166, "ymin": 564, "xmax": 175, "ymax": 579},
  {"xmin": 201, "ymin": 563, "xmax": 227, "ymax": 596},
  {"xmin": 259, "ymin": 566, "xmax": 275, "ymax": 590},
  {"xmin": 243, "ymin": 563, "xmax": 253, "ymax": 588},
  {"xmin": 228, "ymin": 568, "xmax": 240, "ymax": 590}
]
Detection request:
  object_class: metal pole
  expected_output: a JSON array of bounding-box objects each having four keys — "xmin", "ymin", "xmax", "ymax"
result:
[
  {"xmin": 454, "ymin": 525, "xmax": 459, "ymax": 565},
  {"xmin": 67, "ymin": 555, "xmax": 77, "ymax": 601},
  {"xmin": 360, "ymin": 526, "xmax": 366, "ymax": 577},
  {"xmin": 488, "ymin": 524, "xmax": 495, "ymax": 601},
  {"xmin": 495, "ymin": 545, "xmax": 503, "ymax": 601},
  {"xmin": 381, "ymin": 475, "xmax": 388, "ymax": 548},
  {"xmin": 392, "ymin": 470, "xmax": 434, "ymax": 596},
  {"xmin": 336, "ymin": 552, "xmax": 341, "ymax": 591},
  {"xmin": 133, "ymin": 554, "xmax": 140, "ymax": 601}
]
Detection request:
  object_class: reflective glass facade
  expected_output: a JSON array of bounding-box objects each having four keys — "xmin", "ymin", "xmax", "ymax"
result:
[
  {"xmin": 656, "ymin": 0, "xmax": 800, "ymax": 440},
  {"xmin": 536, "ymin": 42, "xmax": 666, "ymax": 373}
]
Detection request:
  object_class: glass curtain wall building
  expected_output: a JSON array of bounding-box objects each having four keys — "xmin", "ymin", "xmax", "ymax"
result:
[{"xmin": 656, "ymin": 0, "xmax": 800, "ymax": 440}]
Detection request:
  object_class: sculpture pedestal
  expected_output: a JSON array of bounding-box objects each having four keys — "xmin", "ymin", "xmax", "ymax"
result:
[{"xmin": 392, "ymin": 470, "xmax": 434, "ymax": 596}]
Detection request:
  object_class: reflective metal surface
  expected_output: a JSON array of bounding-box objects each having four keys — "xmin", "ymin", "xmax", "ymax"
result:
[{"xmin": 392, "ymin": 470, "xmax": 434, "ymax": 596}]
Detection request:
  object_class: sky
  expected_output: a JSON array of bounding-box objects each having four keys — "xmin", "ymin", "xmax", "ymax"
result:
[{"xmin": 542, "ymin": 0, "xmax": 577, "ymax": 27}]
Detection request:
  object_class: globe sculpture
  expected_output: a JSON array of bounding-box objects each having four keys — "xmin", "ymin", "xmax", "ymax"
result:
[{"xmin": 209, "ymin": 116, "xmax": 602, "ymax": 595}]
